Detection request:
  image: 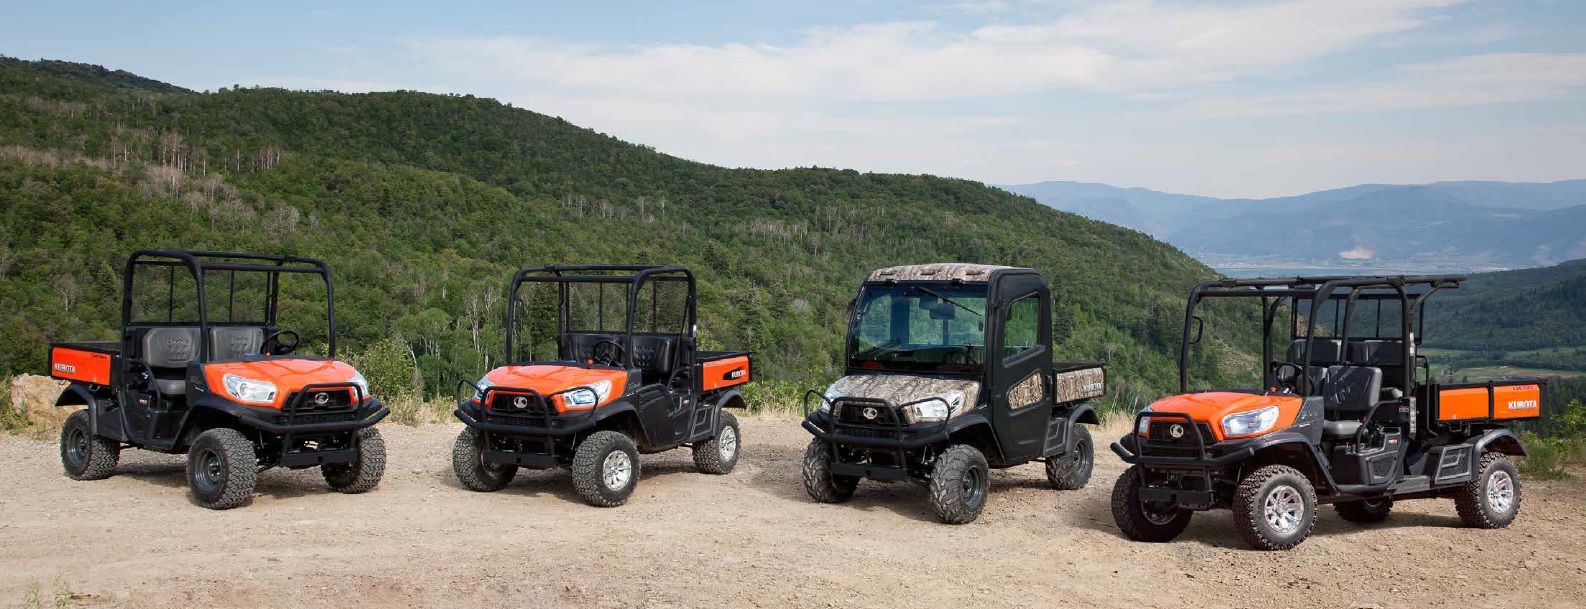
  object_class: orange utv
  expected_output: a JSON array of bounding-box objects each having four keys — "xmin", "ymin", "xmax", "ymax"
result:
[
  {"xmin": 1111, "ymin": 275, "xmax": 1539, "ymax": 550},
  {"xmin": 451, "ymin": 265, "xmax": 751, "ymax": 507},
  {"xmin": 50, "ymin": 250, "xmax": 388, "ymax": 509}
]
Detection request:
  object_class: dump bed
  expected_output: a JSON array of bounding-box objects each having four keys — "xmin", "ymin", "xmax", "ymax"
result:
[
  {"xmin": 49, "ymin": 342, "xmax": 120, "ymax": 385},
  {"xmin": 1053, "ymin": 362, "xmax": 1106, "ymax": 404},
  {"xmin": 1430, "ymin": 379, "xmax": 1543, "ymax": 423},
  {"xmin": 698, "ymin": 351, "xmax": 752, "ymax": 392}
]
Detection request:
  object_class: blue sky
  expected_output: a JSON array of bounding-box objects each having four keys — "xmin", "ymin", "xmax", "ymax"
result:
[{"xmin": 3, "ymin": 0, "xmax": 1583, "ymax": 198}]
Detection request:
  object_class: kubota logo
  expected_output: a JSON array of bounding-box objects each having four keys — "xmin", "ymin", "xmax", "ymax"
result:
[
  {"xmin": 53, "ymin": 362, "xmax": 76, "ymax": 374},
  {"xmin": 727, "ymin": 369, "xmax": 745, "ymax": 379},
  {"xmin": 1506, "ymin": 400, "xmax": 1538, "ymax": 411},
  {"xmin": 313, "ymin": 392, "xmax": 331, "ymax": 406},
  {"xmin": 861, "ymin": 407, "xmax": 879, "ymax": 420},
  {"xmin": 1168, "ymin": 424, "xmax": 1186, "ymax": 439},
  {"xmin": 513, "ymin": 396, "xmax": 529, "ymax": 409}
]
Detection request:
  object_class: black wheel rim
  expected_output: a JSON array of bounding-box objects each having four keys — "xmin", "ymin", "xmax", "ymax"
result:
[
  {"xmin": 964, "ymin": 465, "xmax": 986, "ymax": 506},
  {"xmin": 194, "ymin": 448, "xmax": 226, "ymax": 493},
  {"xmin": 1073, "ymin": 440, "xmax": 1091, "ymax": 474},
  {"xmin": 65, "ymin": 427, "xmax": 88, "ymax": 468},
  {"xmin": 1141, "ymin": 498, "xmax": 1180, "ymax": 525}
]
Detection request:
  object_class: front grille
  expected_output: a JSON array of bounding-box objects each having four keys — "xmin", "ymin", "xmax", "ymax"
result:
[
  {"xmin": 836, "ymin": 401, "xmax": 901, "ymax": 426},
  {"xmin": 1147, "ymin": 421, "xmax": 1214, "ymax": 445},
  {"xmin": 276, "ymin": 411, "xmax": 359, "ymax": 425},
  {"xmin": 285, "ymin": 389, "xmax": 355, "ymax": 412},
  {"xmin": 485, "ymin": 414, "xmax": 549, "ymax": 428},
  {"xmin": 488, "ymin": 392, "xmax": 553, "ymax": 414},
  {"xmin": 833, "ymin": 426, "xmax": 906, "ymax": 440}
]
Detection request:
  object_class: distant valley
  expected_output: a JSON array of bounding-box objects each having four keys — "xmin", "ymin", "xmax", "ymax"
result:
[{"xmin": 1005, "ymin": 180, "xmax": 1586, "ymax": 272}]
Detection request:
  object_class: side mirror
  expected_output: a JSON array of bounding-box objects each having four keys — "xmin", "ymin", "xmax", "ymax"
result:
[{"xmin": 1189, "ymin": 315, "xmax": 1205, "ymax": 345}]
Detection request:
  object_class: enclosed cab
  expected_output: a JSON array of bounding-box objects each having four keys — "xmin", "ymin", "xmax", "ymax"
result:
[
  {"xmin": 1110, "ymin": 275, "xmax": 1537, "ymax": 550},
  {"xmin": 50, "ymin": 250, "xmax": 388, "ymax": 509},
  {"xmin": 801, "ymin": 263, "xmax": 1105, "ymax": 524},
  {"xmin": 451, "ymin": 265, "xmax": 751, "ymax": 507}
]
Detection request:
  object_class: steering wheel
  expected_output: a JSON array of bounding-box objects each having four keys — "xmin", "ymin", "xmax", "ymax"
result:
[
  {"xmin": 944, "ymin": 345, "xmax": 978, "ymax": 365},
  {"xmin": 265, "ymin": 330, "xmax": 301, "ymax": 356},
  {"xmin": 591, "ymin": 339, "xmax": 624, "ymax": 366},
  {"xmin": 1273, "ymin": 362, "xmax": 1304, "ymax": 393}
]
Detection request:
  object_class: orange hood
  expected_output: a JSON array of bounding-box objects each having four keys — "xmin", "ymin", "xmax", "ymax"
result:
[
  {"xmin": 203, "ymin": 359, "xmax": 365, "ymax": 409},
  {"xmin": 1145, "ymin": 391, "xmax": 1302, "ymax": 441},
  {"xmin": 478, "ymin": 365, "xmax": 627, "ymax": 411}
]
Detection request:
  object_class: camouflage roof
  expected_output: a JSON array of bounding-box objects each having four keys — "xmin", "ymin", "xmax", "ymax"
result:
[{"xmin": 866, "ymin": 263, "xmax": 1016, "ymax": 283}]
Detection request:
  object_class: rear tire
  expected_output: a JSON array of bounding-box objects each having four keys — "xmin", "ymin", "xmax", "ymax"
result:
[
  {"xmin": 1232, "ymin": 465, "xmax": 1316, "ymax": 551},
  {"xmin": 1455, "ymin": 452, "xmax": 1520, "ymax": 529},
  {"xmin": 1046, "ymin": 425, "xmax": 1094, "ymax": 490},
  {"xmin": 60, "ymin": 409, "xmax": 119, "ymax": 481},
  {"xmin": 802, "ymin": 439, "xmax": 858, "ymax": 504},
  {"xmin": 1334, "ymin": 498, "xmax": 1393, "ymax": 523},
  {"xmin": 929, "ymin": 444, "xmax": 990, "ymax": 524},
  {"xmin": 187, "ymin": 428, "xmax": 257, "ymax": 510},
  {"xmin": 322, "ymin": 427, "xmax": 386, "ymax": 493},
  {"xmin": 1110, "ymin": 465, "xmax": 1192, "ymax": 542},
  {"xmin": 571, "ymin": 431, "xmax": 640, "ymax": 507},
  {"xmin": 693, "ymin": 410, "xmax": 740, "ymax": 475},
  {"xmin": 452, "ymin": 427, "xmax": 517, "ymax": 492}
]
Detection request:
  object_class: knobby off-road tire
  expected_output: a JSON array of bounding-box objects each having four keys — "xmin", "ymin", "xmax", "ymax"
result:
[
  {"xmin": 802, "ymin": 439, "xmax": 858, "ymax": 504},
  {"xmin": 452, "ymin": 427, "xmax": 517, "ymax": 492},
  {"xmin": 1334, "ymin": 498, "xmax": 1393, "ymax": 523},
  {"xmin": 1455, "ymin": 452, "xmax": 1520, "ymax": 529},
  {"xmin": 1232, "ymin": 464, "xmax": 1317, "ymax": 551},
  {"xmin": 571, "ymin": 431, "xmax": 640, "ymax": 507},
  {"xmin": 187, "ymin": 428, "xmax": 258, "ymax": 510},
  {"xmin": 693, "ymin": 410, "xmax": 741, "ymax": 475},
  {"xmin": 929, "ymin": 444, "xmax": 991, "ymax": 525},
  {"xmin": 323, "ymin": 427, "xmax": 386, "ymax": 493},
  {"xmin": 1046, "ymin": 424, "xmax": 1094, "ymax": 490},
  {"xmin": 1110, "ymin": 465, "xmax": 1192, "ymax": 543},
  {"xmin": 60, "ymin": 409, "xmax": 119, "ymax": 481}
]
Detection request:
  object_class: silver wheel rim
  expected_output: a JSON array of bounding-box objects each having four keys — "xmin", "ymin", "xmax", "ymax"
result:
[
  {"xmin": 1488, "ymin": 470, "xmax": 1515, "ymax": 513},
  {"xmin": 602, "ymin": 450, "xmax": 632, "ymax": 490},
  {"xmin": 718, "ymin": 426, "xmax": 738, "ymax": 462},
  {"xmin": 1142, "ymin": 503, "xmax": 1179, "ymax": 525},
  {"xmin": 1263, "ymin": 485, "xmax": 1305, "ymax": 533}
]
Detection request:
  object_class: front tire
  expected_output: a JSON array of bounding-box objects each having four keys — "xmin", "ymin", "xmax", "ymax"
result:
[
  {"xmin": 452, "ymin": 427, "xmax": 517, "ymax": 492},
  {"xmin": 1110, "ymin": 465, "xmax": 1192, "ymax": 542},
  {"xmin": 1455, "ymin": 452, "xmax": 1520, "ymax": 529},
  {"xmin": 1334, "ymin": 498, "xmax": 1393, "ymax": 523},
  {"xmin": 693, "ymin": 411, "xmax": 740, "ymax": 475},
  {"xmin": 929, "ymin": 444, "xmax": 990, "ymax": 524},
  {"xmin": 60, "ymin": 409, "xmax": 119, "ymax": 481},
  {"xmin": 571, "ymin": 431, "xmax": 640, "ymax": 507},
  {"xmin": 322, "ymin": 427, "xmax": 386, "ymax": 494},
  {"xmin": 802, "ymin": 439, "xmax": 858, "ymax": 504},
  {"xmin": 187, "ymin": 428, "xmax": 257, "ymax": 510},
  {"xmin": 1232, "ymin": 465, "xmax": 1317, "ymax": 551},
  {"xmin": 1046, "ymin": 425, "xmax": 1094, "ymax": 490}
]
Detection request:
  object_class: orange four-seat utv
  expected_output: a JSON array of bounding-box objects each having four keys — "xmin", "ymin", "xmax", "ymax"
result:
[
  {"xmin": 1111, "ymin": 275, "xmax": 1538, "ymax": 550},
  {"xmin": 50, "ymin": 250, "xmax": 388, "ymax": 509}
]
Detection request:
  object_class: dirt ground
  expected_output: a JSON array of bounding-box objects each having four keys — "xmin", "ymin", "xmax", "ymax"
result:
[{"xmin": 3, "ymin": 417, "xmax": 1585, "ymax": 609}]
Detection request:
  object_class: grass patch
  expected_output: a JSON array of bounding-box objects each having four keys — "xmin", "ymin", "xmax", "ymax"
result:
[{"xmin": 383, "ymin": 394, "xmax": 455, "ymax": 426}]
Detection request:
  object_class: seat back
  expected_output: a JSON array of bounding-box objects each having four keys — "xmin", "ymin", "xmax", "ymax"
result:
[
  {"xmin": 1322, "ymin": 365, "xmax": 1382, "ymax": 415},
  {"xmin": 630, "ymin": 336, "xmax": 677, "ymax": 383},
  {"xmin": 1288, "ymin": 339, "xmax": 1343, "ymax": 393},
  {"xmin": 141, "ymin": 327, "xmax": 201, "ymax": 372},
  {"xmin": 209, "ymin": 326, "xmax": 265, "ymax": 361},
  {"xmin": 1349, "ymin": 340, "xmax": 1405, "ymax": 389}
]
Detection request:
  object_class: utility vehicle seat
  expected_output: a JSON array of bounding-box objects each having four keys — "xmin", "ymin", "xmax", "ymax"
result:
[
  {"xmin": 1349, "ymin": 340, "xmax": 1405, "ymax": 397},
  {"xmin": 141, "ymin": 327, "xmax": 200, "ymax": 396},
  {"xmin": 1320, "ymin": 365, "xmax": 1381, "ymax": 439},
  {"xmin": 629, "ymin": 336, "xmax": 676, "ymax": 384},
  {"xmin": 209, "ymin": 326, "xmax": 265, "ymax": 360},
  {"xmin": 1287, "ymin": 339, "xmax": 1343, "ymax": 392}
]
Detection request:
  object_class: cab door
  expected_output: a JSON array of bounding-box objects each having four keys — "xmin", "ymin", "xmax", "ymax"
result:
[{"xmin": 988, "ymin": 273, "xmax": 1053, "ymax": 462}]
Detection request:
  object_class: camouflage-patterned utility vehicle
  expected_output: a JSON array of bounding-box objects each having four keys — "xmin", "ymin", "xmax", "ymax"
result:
[{"xmin": 801, "ymin": 264, "xmax": 1106, "ymax": 524}]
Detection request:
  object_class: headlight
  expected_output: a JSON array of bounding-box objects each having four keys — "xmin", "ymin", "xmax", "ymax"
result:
[
  {"xmin": 907, "ymin": 391, "xmax": 964, "ymax": 423},
  {"xmin": 1136, "ymin": 406, "xmax": 1153, "ymax": 435},
  {"xmin": 562, "ymin": 380, "xmax": 612, "ymax": 410},
  {"xmin": 223, "ymin": 374, "xmax": 278, "ymax": 405},
  {"xmin": 1222, "ymin": 406, "xmax": 1281, "ymax": 437},
  {"xmin": 820, "ymin": 386, "xmax": 843, "ymax": 413},
  {"xmin": 471, "ymin": 376, "xmax": 494, "ymax": 401},
  {"xmin": 348, "ymin": 370, "xmax": 370, "ymax": 400}
]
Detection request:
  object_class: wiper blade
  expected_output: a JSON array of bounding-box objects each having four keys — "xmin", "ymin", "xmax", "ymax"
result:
[{"xmin": 911, "ymin": 286, "xmax": 984, "ymax": 318}]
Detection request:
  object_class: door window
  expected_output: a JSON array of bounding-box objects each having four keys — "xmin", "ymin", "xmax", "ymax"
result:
[{"xmin": 1001, "ymin": 294, "xmax": 1040, "ymax": 361}]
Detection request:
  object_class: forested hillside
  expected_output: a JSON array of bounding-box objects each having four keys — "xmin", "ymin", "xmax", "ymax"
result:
[{"xmin": 0, "ymin": 56, "xmax": 1238, "ymax": 407}]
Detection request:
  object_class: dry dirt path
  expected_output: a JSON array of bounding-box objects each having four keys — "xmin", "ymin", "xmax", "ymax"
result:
[{"xmin": 3, "ymin": 417, "xmax": 1585, "ymax": 608}]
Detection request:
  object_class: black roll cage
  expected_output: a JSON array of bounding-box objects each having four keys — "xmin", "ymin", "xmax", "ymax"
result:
[
  {"xmin": 1179, "ymin": 274, "xmax": 1465, "ymax": 396},
  {"xmin": 122, "ymin": 249, "xmax": 337, "ymax": 361},
  {"xmin": 504, "ymin": 264, "xmax": 697, "ymax": 371}
]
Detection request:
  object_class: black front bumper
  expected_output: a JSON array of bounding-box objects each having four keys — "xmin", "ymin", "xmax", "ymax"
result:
[
  {"xmin": 454, "ymin": 405, "xmax": 599, "ymax": 438},
  {"xmin": 801, "ymin": 414, "xmax": 946, "ymax": 451},
  {"xmin": 231, "ymin": 399, "xmax": 389, "ymax": 435}
]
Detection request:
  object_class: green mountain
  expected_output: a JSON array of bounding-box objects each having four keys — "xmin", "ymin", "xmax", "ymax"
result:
[
  {"xmin": 1423, "ymin": 259, "xmax": 1586, "ymax": 353},
  {"xmin": 0, "ymin": 57, "xmax": 1235, "ymax": 405}
]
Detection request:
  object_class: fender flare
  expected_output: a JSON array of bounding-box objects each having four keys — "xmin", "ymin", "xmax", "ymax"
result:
[
  {"xmin": 54, "ymin": 384, "xmax": 105, "ymax": 433},
  {"xmin": 1243, "ymin": 432, "xmax": 1341, "ymax": 492},
  {"xmin": 711, "ymin": 389, "xmax": 747, "ymax": 410},
  {"xmin": 1064, "ymin": 402, "xmax": 1099, "ymax": 449},
  {"xmin": 943, "ymin": 414, "xmax": 1003, "ymax": 463},
  {"xmin": 1473, "ymin": 428, "xmax": 1527, "ymax": 457}
]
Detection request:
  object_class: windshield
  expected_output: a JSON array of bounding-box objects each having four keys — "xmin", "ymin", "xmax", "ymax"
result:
[{"xmin": 847, "ymin": 284, "xmax": 986, "ymax": 374}]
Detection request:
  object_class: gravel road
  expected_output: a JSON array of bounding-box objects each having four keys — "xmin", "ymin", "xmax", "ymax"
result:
[{"xmin": 3, "ymin": 417, "xmax": 1584, "ymax": 608}]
